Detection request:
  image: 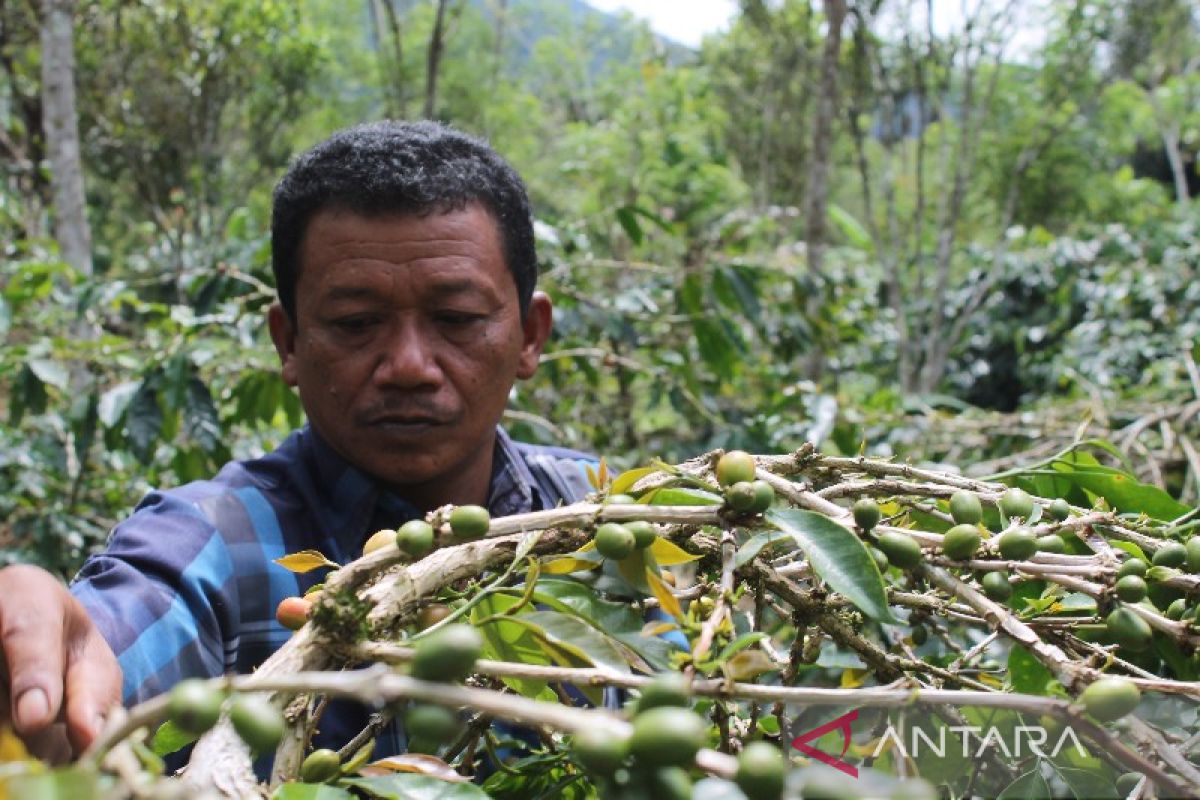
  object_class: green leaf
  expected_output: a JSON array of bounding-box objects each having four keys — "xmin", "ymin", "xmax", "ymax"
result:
[
  {"xmin": 767, "ymin": 509, "xmax": 896, "ymax": 623},
  {"xmin": 716, "ymin": 631, "xmax": 767, "ymax": 662},
  {"xmin": 1046, "ymin": 457, "xmax": 1190, "ymax": 521},
  {"xmin": 150, "ymin": 719, "xmax": 198, "ymax": 756},
  {"xmin": 26, "ymin": 358, "xmax": 69, "ymax": 390},
  {"xmin": 528, "ymin": 579, "xmax": 679, "ymax": 670},
  {"xmin": 472, "ymin": 594, "xmax": 554, "ymax": 699},
  {"xmin": 339, "ymin": 775, "xmax": 490, "ymax": 799},
  {"xmin": 1007, "ymin": 645, "xmax": 1057, "ymax": 695},
  {"xmin": 184, "ymin": 377, "xmax": 222, "ymax": 453},
  {"xmin": 615, "ymin": 206, "xmax": 644, "ymax": 245},
  {"xmin": 827, "ymin": 203, "xmax": 873, "ymax": 251},
  {"xmin": 0, "ymin": 766, "xmax": 99, "ymax": 797},
  {"xmin": 639, "ymin": 487, "xmax": 723, "ymax": 506},
  {"xmin": 616, "ymin": 545, "xmax": 655, "ymax": 593},
  {"xmin": 692, "ymin": 317, "xmax": 738, "ymax": 381},
  {"xmin": 98, "ymin": 380, "xmax": 140, "ymax": 428},
  {"xmin": 997, "ymin": 767, "xmax": 1053, "ymax": 799},
  {"xmin": 521, "ymin": 610, "xmax": 631, "ymax": 675},
  {"xmin": 610, "ymin": 465, "xmax": 660, "ymax": 496},
  {"xmin": 271, "ymin": 783, "xmax": 356, "ymax": 800},
  {"xmin": 1052, "ymin": 767, "xmax": 1118, "ymax": 800},
  {"xmin": 735, "ymin": 531, "xmax": 792, "ymax": 568},
  {"xmin": 127, "ymin": 374, "xmax": 164, "ymax": 463}
]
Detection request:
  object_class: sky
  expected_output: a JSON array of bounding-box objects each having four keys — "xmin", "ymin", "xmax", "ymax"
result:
[
  {"xmin": 585, "ymin": 0, "xmax": 738, "ymax": 48},
  {"xmin": 587, "ymin": 1, "xmax": 1047, "ymax": 59}
]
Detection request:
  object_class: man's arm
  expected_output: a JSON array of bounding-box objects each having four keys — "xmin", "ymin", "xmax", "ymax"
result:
[{"xmin": 0, "ymin": 565, "xmax": 121, "ymax": 758}]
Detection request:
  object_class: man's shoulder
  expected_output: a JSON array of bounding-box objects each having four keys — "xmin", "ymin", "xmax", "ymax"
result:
[
  {"xmin": 118, "ymin": 429, "xmax": 309, "ymax": 535},
  {"xmin": 508, "ymin": 439, "xmax": 598, "ymax": 507}
]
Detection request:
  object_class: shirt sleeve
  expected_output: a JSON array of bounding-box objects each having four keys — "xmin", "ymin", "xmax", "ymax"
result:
[{"xmin": 70, "ymin": 490, "xmax": 239, "ymax": 705}]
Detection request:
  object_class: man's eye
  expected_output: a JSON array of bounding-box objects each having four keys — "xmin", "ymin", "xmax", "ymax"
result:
[
  {"xmin": 436, "ymin": 311, "xmax": 485, "ymax": 326},
  {"xmin": 333, "ymin": 316, "xmax": 378, "ymax": 332}
]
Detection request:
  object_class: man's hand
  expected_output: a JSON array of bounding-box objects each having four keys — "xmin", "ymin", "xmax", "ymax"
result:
[{"xmin": 0, "ymin": 565, "xmax": 122, "ymax": 761}]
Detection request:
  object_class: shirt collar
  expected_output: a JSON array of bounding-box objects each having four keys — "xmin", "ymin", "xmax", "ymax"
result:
[{"xmin": 298, "ymin": 423, "xmax": 538, "ymax": 558}]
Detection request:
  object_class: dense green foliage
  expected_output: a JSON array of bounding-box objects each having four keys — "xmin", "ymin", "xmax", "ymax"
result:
[
  {"xmin": 1, "ymin": 3, "xmax": 1200, "ymax": 796},
  {"xmin": 2, "ymin": 0, "xmax": 1198, "ymax": 570}
]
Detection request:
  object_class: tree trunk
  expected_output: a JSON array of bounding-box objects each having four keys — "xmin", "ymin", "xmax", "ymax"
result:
[
  {"xmin": 39, "ymin": 0, "xmax": 91, "ymax": 276},
  {"xmin": 801, "ymin": 0, "xmax": 847, "ymax": 381},
  {"xmin": 423, "ymin": 0, "xmax": 450, "ymax": 119}
]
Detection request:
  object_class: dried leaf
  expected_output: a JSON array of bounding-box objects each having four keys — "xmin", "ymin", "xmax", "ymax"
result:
[
  {"xmin": 647, "ymin": 569, "xmax": 683, "ymax": 620},
  {"xmin": 723, "ymin": 649, "xmax": 779, "ymax": 681},
  {"xmin": 273, "ymin": 550, "xmax": 339, "ymax": 573},
  {"xmin": 360, "ymin": 753, "xmax": 467, "ymax": 781},
  {"xmin": 541, "ymin": 557, "xmax": 603, "ymax": 575},
  {"xmin": 649, "ymin": 537, "xmax": 702, "ymax": 566},
  {"xmin": 611, "ymin": 466, "xmax": 660, "ymax": 496}
]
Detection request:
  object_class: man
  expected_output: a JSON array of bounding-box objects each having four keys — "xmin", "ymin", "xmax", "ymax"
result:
[{"xmin": 0, "ymin": 120, "xmax": 596, "ymax": 760}]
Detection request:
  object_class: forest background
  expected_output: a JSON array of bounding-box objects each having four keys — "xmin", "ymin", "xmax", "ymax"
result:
[{"xmin": 1, "ymin": 0, "xmax": 1198, "ymax": 579}]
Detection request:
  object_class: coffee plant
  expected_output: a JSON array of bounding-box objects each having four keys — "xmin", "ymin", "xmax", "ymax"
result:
[{"xmin": 4, "ymin": 445, "xmax": 1198, "ymax": 798}]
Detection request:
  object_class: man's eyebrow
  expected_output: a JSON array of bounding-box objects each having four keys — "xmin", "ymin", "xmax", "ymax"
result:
[
  {"xmin": 322, "ymin": 279, "xmax": 495, "ymax": 302},
  {"xmin": 323, "ymin": 285, "xmax": 380, "ymax": 302}
]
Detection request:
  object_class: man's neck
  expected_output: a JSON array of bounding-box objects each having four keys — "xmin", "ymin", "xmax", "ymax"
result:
[{"xmin": 383, "ymin": 436, "xmax": 496, "ymax": 513}]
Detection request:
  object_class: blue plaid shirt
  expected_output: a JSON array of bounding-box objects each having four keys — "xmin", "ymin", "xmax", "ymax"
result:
[{"xmin": 70, "ymin": 423, "xmax": 596, "ymax": 756}]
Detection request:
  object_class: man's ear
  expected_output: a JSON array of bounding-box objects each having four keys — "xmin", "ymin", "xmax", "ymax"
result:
[
  {"xmin": 516, "ymin": 291, "xmax": 553, "ymax": 380},
  {"xmin": 267, "ymin": 303, "xmax": 299, "ymax": 387}
]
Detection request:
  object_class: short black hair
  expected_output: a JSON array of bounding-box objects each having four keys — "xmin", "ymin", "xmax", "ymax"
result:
[{"xmin": 271, "ymin": 120, "xmax": 537, "ymax": 320}]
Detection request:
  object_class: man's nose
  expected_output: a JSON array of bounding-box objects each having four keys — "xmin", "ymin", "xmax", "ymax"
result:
[{"xmin": 371, "ymin": 319, "xmax": 443, "ymax": 389}]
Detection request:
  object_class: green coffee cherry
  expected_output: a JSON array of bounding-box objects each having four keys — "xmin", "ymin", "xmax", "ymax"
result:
[
  {"xmin": 404, "ymin": 704, "xmax": 459, "ymax": 745},
  {"xmin": 949, "ymin": 491, "xmax": 983, "ymax": 525},
  {"xmin": 1154, "ymin": 542, "xmax": 1187, "ymax": 568},
  {"xmin": 749, "ymin": 480, "xmax": 775, "ymax": 513},
  {"xmin": 981, "ymin": 571, "xmax": 1013, "ymax": 602},
  {"xmin": 167, "ymin": 679, "xmax": 224, "ymax": 736},
  {"xmin": 635, "ymin": 673, "xmax": 690, "ymax": 714},
  {"xmin": 1115, "ymin": 773, "xmax": 1143, "ymax": 796},
  {"xmin": 396, "ymin": 520, "xmax": 435, "ymax": 558},
  {"xmin": 448, "ymin": 505, "xmax": 490, "ymax": 540},
  {"xmin": 626, "ymin": 521, "xmax": 657, "ymax": 549},
  {"xmin": 1036, "ymin": 534, "xmax": 1066, "ymax": 554},
  {"xmin": 595, "ymin": 522, "xmax": 636, "ymax": 560},
  {"xmin": 716, "ymin": 451, "xmax": 757, "ymax": 487},
  {"xmin": 853, "ymin": 498, "xmax": 882, "ymax": 531},
  {"xmin": 998, "ymin": 527, "xmax": 1037, "ymax": 560},
  {"xmin": 300, "ymin": 748, "xmax": 341, "ymax": 783},
  {"xmin": 870, "ymin": 546, "xmax": 890, "ymax": 572},
  {"xmin": 1106, "ymin": 607, "xmax": 1153, "ymax": 652},
  {"xmin": 410, "ymin": 623, "xmax": 483, "ymax": 683},
  {"xmin": 876, "ymin": 531, "xmax": 922, "ymax": 569},
  {"xmin": 608, "ymin": 494, "xmax": 637, "ymax": 505},
  {"xmin": 734, "ymin": 741, "xmax": 786, "ymax": 800},
  {"xmin": 1166, "ymin": 598, "xmax": 1188, "ymax": 620},
  {"xmin": 628, "ymin": 707, "xmax": 707, "ymax": 767},
  {"xmin": 999, "ymin": 488, "xmax": 1035, "ymax": 520},
  {"xmin": 910, "ymin": 624, "xmax": 928, "ymax": 646},
  {"xmin": 1115, "ymin": 575, "xmax": 1148, "ymax": 603},
  {"xmin": 942, "ymin": 524, "xmax": 981, "ymax": 560},
  {"xmin": 229, "ymin": 694, "xmax": 285, "ymax": 754},
  {"xmin": 1047, "ymin": 498, "xmax": 1071, "ymax": 521},
  {"xmin": 1117, "ymin": 558, "xmax": 1148, "ymax": 579},
  {"xmin": 1186, "ymin": 537, "xmax": 1200, "ymax": 573},
  {"xmin": 1079, "ymin": 678, "xmax": 1141, "ymax": 723},
  {"xmin": 572, "ymin": 726, "xmax": 629, "ymax": 773},
  {"xmin": 725, "ymin": 481, "xmax": 760, "ymax": 513}
]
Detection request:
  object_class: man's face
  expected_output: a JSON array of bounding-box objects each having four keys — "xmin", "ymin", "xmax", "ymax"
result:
[{"xmin": 268, "ymin": 204, "xmax": 551, "ymax": 506}]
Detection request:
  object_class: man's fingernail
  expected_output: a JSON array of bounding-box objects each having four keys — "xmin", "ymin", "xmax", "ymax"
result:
[{"xmin": 15, "ymin": 688, "xmax": 49, "ymax": 729}]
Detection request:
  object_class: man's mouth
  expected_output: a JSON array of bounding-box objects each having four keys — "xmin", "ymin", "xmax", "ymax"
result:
[{"xmin": 366, "ymin": 415, "xmax": 445, "ymax": 427}]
